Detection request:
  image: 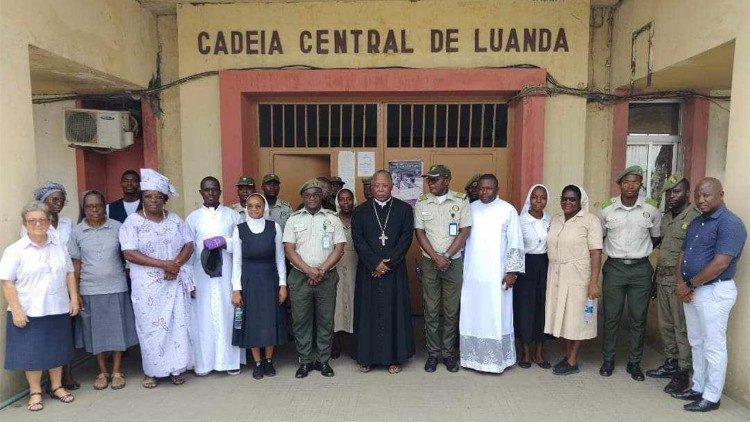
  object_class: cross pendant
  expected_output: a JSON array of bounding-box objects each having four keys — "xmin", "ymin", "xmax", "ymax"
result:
[{"xmin": 379, "ymin": 232, "xmax": 388, "ymax": 246}]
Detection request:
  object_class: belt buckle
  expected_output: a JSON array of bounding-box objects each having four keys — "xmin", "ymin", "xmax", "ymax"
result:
[{"xmin": 622, "ymin": 259, "xmax": 633, "ymax": 265}]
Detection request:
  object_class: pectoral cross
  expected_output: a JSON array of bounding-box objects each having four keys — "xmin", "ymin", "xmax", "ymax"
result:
[{"xmin": 379, "ymin": 231, "xmax": 389, "ymax": 246}]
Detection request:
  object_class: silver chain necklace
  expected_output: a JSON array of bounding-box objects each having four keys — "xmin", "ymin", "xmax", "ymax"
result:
[{"xmin": 372, "ymin": 199, "xmax": 393, "ymax": 246}]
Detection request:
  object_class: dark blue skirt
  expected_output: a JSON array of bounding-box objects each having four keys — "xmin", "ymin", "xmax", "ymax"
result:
[{"xmin": 5, "ymin": 312, "xmax": 73, "ymax": 370}]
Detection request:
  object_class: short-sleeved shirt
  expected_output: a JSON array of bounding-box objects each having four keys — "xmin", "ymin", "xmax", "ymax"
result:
[
  {"xmin": 548, "ymin": 210, "xmax": 604, "ymax": 268},
  {"xmin": 521, "ymin": 212, "xmax": 551, "ymax": 254},
  {"xmin": 414, "ymin": 190, "xmax": 472, "ymax": 259},
  {"xmin": 681, "ymin": 206, "xmax": 747, "ymax": 282},
  {"xmin": 267, "ymin": 199, "xmax": 293, "ymax": 232},
  {"xmin": 599, "ymin": 196, "xmax": 661, "ymax": 259},
  {"xmin": 68, "ymin": 218, "xmax": 127, "ymax": 295},
  {"xmin": 282, "ymin": 207, "xmax": 346, "ymax": 269},
  {"xmin": 0, "ymin": 235, "xmax": 73, "ymax": 317},
  {"xmin": 657, "ymin": 206, "xmax": 700, "ymax": 270}
]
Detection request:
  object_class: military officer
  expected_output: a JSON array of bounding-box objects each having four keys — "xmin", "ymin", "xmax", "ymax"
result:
[
  {"xmin": 230, "ymin": 175, "xmax": 256, "ymax": 219},
  {"xmin": 598, "ymin": 165, "xmax": 662, "ymax": 381},
  {"xmin": 330, "ymin": 176, "xmax": 345, "ymax": 197},
  {"xmin": 464, "ymin": 174, "xmax": 481, "ymax": 203},
  {"xmin": 283, "ymin": 179, "xmax": 346, "ymax": 379},
  {"xmin": 646, "ymin": 174, "xmax": 699, "ymax": 393},
  {"xmin": 261, "ymin": 173, "xmax": 293, "ymax": 231},
  {"xmin": 414, "ymin": 164, "xmax": 472, "ymax": 373}
]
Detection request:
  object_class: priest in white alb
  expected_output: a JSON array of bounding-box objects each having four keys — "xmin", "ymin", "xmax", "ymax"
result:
[
  {"xmin": 186, "ymin": 176, "xmax": 244, "ymax": 375},
  {"xmin": 459, "ymin": 174, "xmax": 525, "ymax": 373}
]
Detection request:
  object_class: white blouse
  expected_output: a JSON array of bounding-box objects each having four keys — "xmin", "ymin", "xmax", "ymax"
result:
[
  {"xmin": 520, "ymin": 212, "xmax": 551, "ymax": 254},
  {"xmin": 0, "ymin": 235, "xmax": 73, "ymax": 316},
  {"xmin": 231, "ymin": 217, "xmax": 286, "ymax": 290}
]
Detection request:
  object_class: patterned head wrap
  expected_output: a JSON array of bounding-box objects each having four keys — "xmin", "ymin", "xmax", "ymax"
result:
[
  {"xmin": 140, "ymin": 169, "xmax": 178, "ymax": 197},
  {"xmin": 33, "ymin": 181, "xmax": 67, "ymax": 202}
]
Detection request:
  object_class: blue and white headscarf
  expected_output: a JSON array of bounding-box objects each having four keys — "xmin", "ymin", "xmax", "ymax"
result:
[{"xmin": 33, "ymin": 181, "xmax": 67, "ymax": 202}]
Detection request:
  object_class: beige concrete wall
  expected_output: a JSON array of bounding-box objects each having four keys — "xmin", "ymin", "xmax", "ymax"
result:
[
  {"xmin": 0, "ymin": 0, "xmax": 157, "ymax": 404},
  {"xmin": 706, "ymin": 92, "xmax": 730, "ymax": 181}
]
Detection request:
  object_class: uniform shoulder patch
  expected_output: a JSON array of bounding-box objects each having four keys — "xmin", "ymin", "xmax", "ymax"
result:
[
  {"xmin": 645, "ymin": 197, "xmax": 659, "ymax": 208},
  {"xmin": 418, "ymin": 193, "xmax": 429, "ymax": 201},
  {"xmin": 601, "ymin": 198, "xmax": 614, "ymax": 209},
  {"xmin": 452, "ymin": 191, "xmax": 467, "ymax": 199},
  {"xmin": 290, "ymin": 210, "xmax": 303, "ymax": 216}
]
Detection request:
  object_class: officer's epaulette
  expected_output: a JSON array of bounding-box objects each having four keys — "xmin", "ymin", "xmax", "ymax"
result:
[
  {"xmin": 290, "ymin": 209, "xmax": 303, "ymax": 216},
  {"xmin": 601, "ymin": 198, "xmax": 615, "ymax": 209},
  {"xmin": 418, "ymin": 193, "xmax": 429, "ymax": 201},
  {"xmin": 279, "ymin": 200, "xmax": 290, "ymax": 207},
  {"xmin": 645, "ymin": 197, "xmax": 659, "ymax": 208},
  {"xmin": 453, "ymin": 191, "xmax": 467, "ymax": 199}
]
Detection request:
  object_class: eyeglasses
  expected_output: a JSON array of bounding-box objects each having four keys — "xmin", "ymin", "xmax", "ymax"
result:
[{"xmin": 25, "ymin": 218, "xmax": 49, "ymax": 226}]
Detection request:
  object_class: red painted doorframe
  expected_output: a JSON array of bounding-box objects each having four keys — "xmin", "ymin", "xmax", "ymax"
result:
[{"xmin": 219, "ymin": 68, "xmax": 546, "ymax": 208}]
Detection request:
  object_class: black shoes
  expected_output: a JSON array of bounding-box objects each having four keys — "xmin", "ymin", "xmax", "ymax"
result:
[
  {"xmin": 646, "ymin": 358, "xmax": 679, "ymax": 379},
  {"xmin": 424, "ymin": 356, "xmax": 438, "ymax": 373},
  {"xmin": 252, "ymin": 363, "xmax": 264, "ymax": 380},
  {"xmin": 626, "ymin": 363, "xmax": 645, "ymax": 381},
  {"xmin": 315, "ymin": 361, "xmax": 335, "ymax": 377},
  {"xmin": 264, "ymin": 359, "xmax": 276, "ymax": 377},
  {"xmin": 553, "ymin": 360, "xmax": 580, "ymax": 376},
  {"xmin": 671, "ymin": 389, "xmax": 703, "ymax": 401},
  {"xmin": 664, "ymin": 370, "xmax": 690, "ymax": 394},
  {"xmin": 599, "ymin": 360, "xmax": 614, "ymax": 377},
  {"xmin": 684, "ymin": 399, "xmax": 720, "ymax": 412},
  {"xmin": 443, "ymin": 356, "xmax": 460, "ymax": 373},
  {"xmin": 295, "ymin": 363, "xmax": 314, "ymax": 379}
]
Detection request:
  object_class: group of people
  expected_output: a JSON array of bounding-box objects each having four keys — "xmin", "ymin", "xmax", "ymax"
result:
[{"xmin": 1, "ymin": 163, "xmax": 745, "ymax": 414}]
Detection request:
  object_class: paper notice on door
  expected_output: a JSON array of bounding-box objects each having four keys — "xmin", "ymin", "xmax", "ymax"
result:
[
  {"xmin": 357, "ymin": 151, "xmax": 376, "ymax": 177},
  {"xmin": 337, "ymin": 151, "xmax": 356, "ymax": 196}
]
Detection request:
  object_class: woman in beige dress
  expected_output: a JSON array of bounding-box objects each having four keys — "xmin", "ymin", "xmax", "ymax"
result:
[
  {"xmin": 332, "ymin": 189, "xmax": 358, "ymax": 358},
  {"xmin": 545, "ymin": 185, "xmax": 603, "ymax": 375}
]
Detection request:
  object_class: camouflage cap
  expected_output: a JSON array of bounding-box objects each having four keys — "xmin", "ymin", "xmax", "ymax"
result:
[
  {"xmin": 299, "ymin": 179, "xmax": 323, "ymax": 194},
  {"xmin": 235, "ymin": 176, "xmax": 255, "ymax": 186},
  {"xmin": 330, "ymin": 176, "xmax": 344, "ymax": 185},
  {"xmin": 422, "ymin": 164, "xmax": 452, "ymax": 179},
  {"xmin": 662, "ymin": 173, "xmax": 687, "ymax": 192},
  {"xmin": 616, "ymin": 165, "xmax": 644, "ymax": 183},
  {"xmin": 465, "ymin": 173, "xmax": 481, "ymax": 190},
  {"xmin": 262, "ymin": 173, "xmax": 280, "ymax": 184}
]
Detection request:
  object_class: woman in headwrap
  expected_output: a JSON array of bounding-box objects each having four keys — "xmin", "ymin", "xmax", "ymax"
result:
[
  {"xmin": 332, "ymin": 188, "xmax": 358, "ymax": 358},
  {"xmin": 29, "ymin": 182, "xmax": 72, "ymax": 245},
  {"xmin": 544, "ymin": 185, "xmax": 603, "ymax": 376},
  {"xmin": 231, "ymin": 193, "xmax": 287, "ymax": 380},
  {"xmin": 119, "ymin": 169, "xmax": 195, "ymax": 388},
  {"xmin": 515, "ymin": 184, "xmax": 551, "ymax": 369}
]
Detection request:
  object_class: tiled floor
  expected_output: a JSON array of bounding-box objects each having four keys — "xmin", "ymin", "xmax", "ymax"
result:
[{"xmin": 3, "ymin": 321, "xmax": 749, "ymax": 421}]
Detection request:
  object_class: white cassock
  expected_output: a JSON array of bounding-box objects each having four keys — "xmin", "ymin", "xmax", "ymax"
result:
[
  {"xmin": 186, "ymin": 205, "xmax": 244, "ymax": 374},
  {"xmin": 460, "ymin": 197, "xmax": 525, "ymax": 373}
]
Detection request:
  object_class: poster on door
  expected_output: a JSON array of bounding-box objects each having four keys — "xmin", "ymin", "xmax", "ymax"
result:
[{"xmin": 389, "ymin": 160, "xmax": 423, "ymax": 207}]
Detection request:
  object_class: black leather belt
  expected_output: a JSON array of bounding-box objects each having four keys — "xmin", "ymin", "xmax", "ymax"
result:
[
  {"xmin": 609, "ymin": 257, "xmax": 649, "ymax": 265},
  {"xmin": 703, "ymin": 278, "xmax": 729, "ymax": 286}
]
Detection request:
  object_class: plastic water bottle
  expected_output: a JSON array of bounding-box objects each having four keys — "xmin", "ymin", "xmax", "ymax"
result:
[
  {"xmin": 583, "ymin": 298, "xmax": 595, "ymax": 323},
  {"xmin": 233, "ymin": 307, "xmax": 243, "ymax": 330}
]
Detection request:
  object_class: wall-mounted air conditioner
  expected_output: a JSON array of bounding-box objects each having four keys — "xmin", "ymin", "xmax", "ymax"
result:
[{"xmin": 64, "ymin": 109, "xmax": 134, "ymax": 150}]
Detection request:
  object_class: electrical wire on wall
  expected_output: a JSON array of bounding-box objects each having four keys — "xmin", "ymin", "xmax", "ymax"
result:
[{"xmin": 31, "ymin": 63, "xmax": 731, "ymax": 107}]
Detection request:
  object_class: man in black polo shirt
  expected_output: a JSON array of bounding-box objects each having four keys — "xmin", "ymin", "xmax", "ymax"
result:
[{"xmin": 671, "ymin": 177, "xmax": 746, "ymax": 412}]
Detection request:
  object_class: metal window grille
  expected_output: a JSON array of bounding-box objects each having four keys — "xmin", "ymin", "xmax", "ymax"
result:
[
  {"xmin": 386, "ymin": 103, "xmax": 508, "ymax": 148},
  {"xmin": 259, "ymin": 103, "xmax": 377, "ymax": 148}
]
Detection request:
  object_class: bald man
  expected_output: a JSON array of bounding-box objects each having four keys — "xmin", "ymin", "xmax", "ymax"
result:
[{"xmin": 671, "ymin": 178, "xmax": 746, "ymax": 412}]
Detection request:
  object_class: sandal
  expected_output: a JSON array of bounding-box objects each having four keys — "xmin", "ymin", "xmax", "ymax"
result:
[
  {"xmin": 111, "ymin": 372, "xmax": 126, "ymax": 390},
  {"xmin": 535, "ymin": 360, "xmax": 552, "ymax": 369},
  {"xmin": 49, "ymin": 386, "xmax": 75, "ymax": 403},
  {"xmin": 27, "ymin": 392, "xmax": 43, "ymax": 412},
  {"xmin": 142, "ymin": 376, "xmax": 158, "ymax": 389},
  {"xmin": 170, "ymin": 374, "xmax": 186, "ymax": 385},
  {"xmin": 388, "ymin": 364, "xmax": 402, "ymax": 374},
  {"xmin": 518, "ymin": 361, "xmax": 532, "ymax": 368},
  {"xmin": 93, "ymin": 373, "xmax": 110, "ymax": 390},
  {"xmin": 358, "ymin": 364, "xmax": 371, "ymax": 373}
]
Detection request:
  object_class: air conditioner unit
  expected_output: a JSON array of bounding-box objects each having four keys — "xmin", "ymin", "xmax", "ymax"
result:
[{"xmin": 64, "ymin": 109, "xmax": 134, "ymax": 150}]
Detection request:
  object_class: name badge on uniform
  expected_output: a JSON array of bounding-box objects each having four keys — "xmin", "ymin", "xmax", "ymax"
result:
[
  {"xmin": 448, "ymin": 221, "xmax": 458, "ymax": 236},
  {"xmin": 322, "ymin": 233, "xmax": 332, "ymax": 250}
]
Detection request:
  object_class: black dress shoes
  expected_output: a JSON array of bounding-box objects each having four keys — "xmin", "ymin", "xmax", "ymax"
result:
[
  {"xmin": 684, "ymin": 399, "xmax": 720, "ymax": 412},
  {"xmin": 626, "ymin": 363, "xmax": 645, "ymax": 381},
  {"xmin": 252, "ymin": 363, "xmax": 264, "ymax": 380},
  {"xmin": 671, "ymin": 389, "xmax": 702, "ymax": 401},
  {"xmin": 599, "ymin": 360, "xmax": 614, "ymax": 377},
  {"xmin": 424, "ymin": 356, "xmax": 438, "ymax": 373},
  {"xmin": 315, "ymin": 361, "xmax": 335, "ymax": 377},
  {"xmin": 263, "ymin": 359, "xmax": 277, "ymax": 377},
  {"xmin": 443, "ymin": 356, "xmax": 460, "ymax": 373},
  {"xmin": 646, "ymin": 358, "xmax": 679, "ymax": 379},
  {"xmin": 295, "ymin": 363, "xmax": 314, "ymax": 379},
  {"xmin": 664, "ymin": 370, "xmax": 690, "ymax": 394}
]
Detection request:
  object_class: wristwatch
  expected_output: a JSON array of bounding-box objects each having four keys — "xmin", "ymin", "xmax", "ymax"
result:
[{"xmin": 684, "ymin": 278, "xmax": 695, "ymax": 290}]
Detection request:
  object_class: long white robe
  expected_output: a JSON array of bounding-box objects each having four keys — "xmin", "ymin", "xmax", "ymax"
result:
[
  {"xmin": 186, "ymin": 205, "xmax": 244, "ymax": 374},
  {"xmin": 459, "ymin": 197, "xmax": 525, "ymax": 373}
]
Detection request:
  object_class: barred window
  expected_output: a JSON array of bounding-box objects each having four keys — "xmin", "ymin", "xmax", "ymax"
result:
[
  {"xmin": 386, "ymin": 103, "xmax": 508, "ymax": 148},
  {"xmin": 259, "ymin": 103, "xmax": 377, "ymax": 148}
]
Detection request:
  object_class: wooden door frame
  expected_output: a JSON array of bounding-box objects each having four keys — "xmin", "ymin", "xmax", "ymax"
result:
[{"xmin": 219, "ymin": 68, "xmax": 546, "ymax": 208}]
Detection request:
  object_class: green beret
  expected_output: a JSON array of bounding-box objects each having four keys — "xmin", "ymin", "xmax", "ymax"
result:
[
  {"xmin": 662, "ymin": 173, "xmax": 687, "ymax": 193},
  {"xmin": 464, "ymin": 174, "xmax": 481, "ymax": 190},
  {"xmin": 299, "ymin": 179, "xmax": 322, "ymax": 194},
  {"xmin": 616, "ymin": 165, "xmax": 644, "ymax": 183},
  {"xmin": 361, "ymin": 177, "xmax": 372, "ymax": 185},
  {"xmin": 235, "ymin": 176, "xmax": 255, "ymax": 186},
  {"xmin": 262, "ymin": 173, "xmax": 280, "ymax": 184},
  {"xmin": 330, "ymin": 176, "xmax": 344, "ymax": 185}
]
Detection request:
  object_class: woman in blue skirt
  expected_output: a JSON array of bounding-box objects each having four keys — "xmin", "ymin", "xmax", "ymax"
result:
[
  {"xmin": 1, "ymin": 201, "xmax": 81, "ymax": 411},
  {"xmin": 231, "ymin": 193, "xmax": 287, "ymax": 380}
]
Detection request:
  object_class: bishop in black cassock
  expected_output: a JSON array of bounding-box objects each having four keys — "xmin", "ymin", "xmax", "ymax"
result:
[{"xmin": 351, "ymin": 174, "xmax": 415, "ymax": 369}]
